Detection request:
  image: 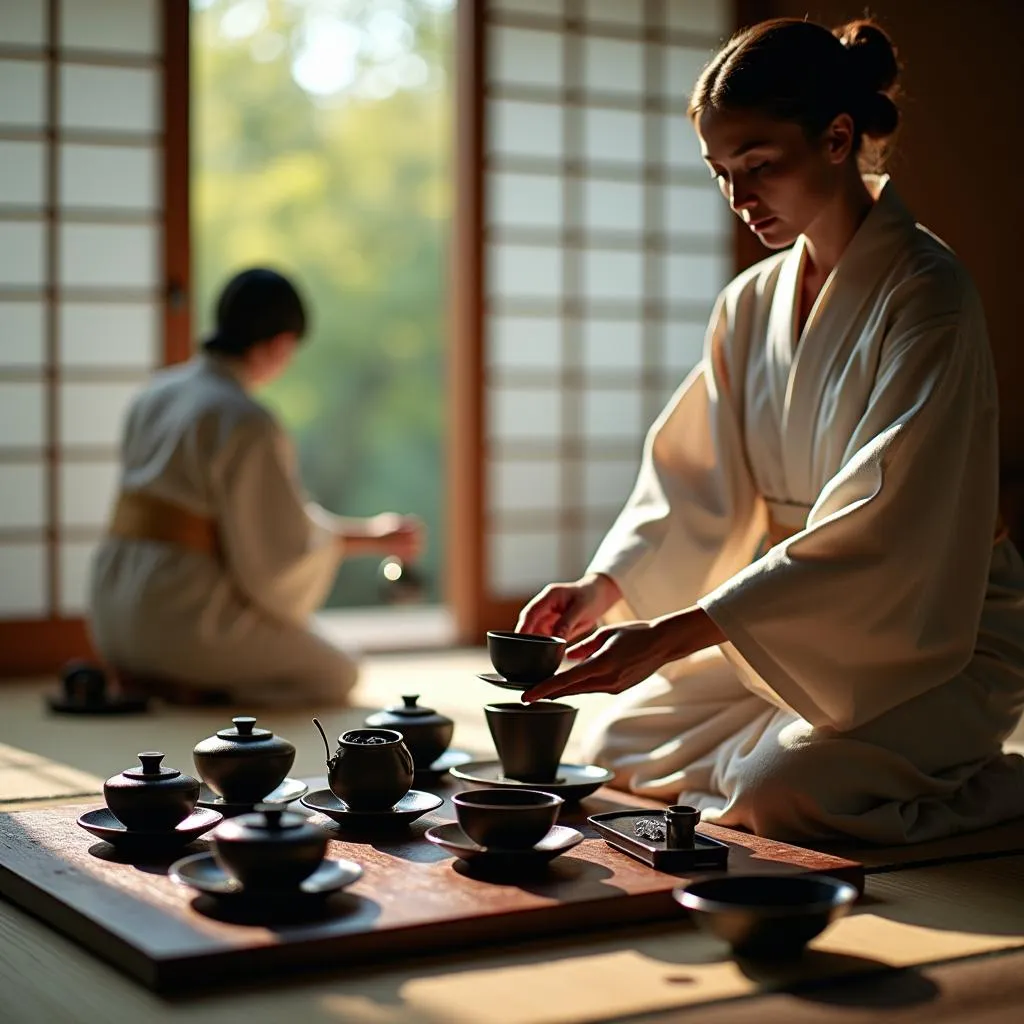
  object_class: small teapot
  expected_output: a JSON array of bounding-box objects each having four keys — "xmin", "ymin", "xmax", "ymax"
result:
[
  {"xmin": 193, "ymin": 716, "xmax": 295, "ymax": 804},
  {"xmin": 364, "ymin": 694, "xmax": 454, "ymax": 769},
  {"xmin": 211, "ymin": 806, "xmax": 327, "ymax": 890},
  {"xmin": 313, "ymin": 719, "xmax": 414, "ymax": 811},
  {"xmin": 103, "ymin": 752, "xmax": 200, "ymax": 831}
]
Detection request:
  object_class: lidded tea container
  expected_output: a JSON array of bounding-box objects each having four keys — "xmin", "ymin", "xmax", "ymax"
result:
[
  {"xmin": 103, "ymin": 751, "xmax": 200, "ymax": 831},
  {"xmin": 364, "ymin": 694, "xmax": 454, "ymax": 769},
  {"xmin": 211, "ymin": 807, "xmax": 327, "ymax": 889},
  {"xmin": 192, "ymin": 716, "xmax": 295, "ymax": 803}
]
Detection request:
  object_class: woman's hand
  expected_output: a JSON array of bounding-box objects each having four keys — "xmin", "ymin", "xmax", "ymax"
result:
[
  {"xmin": 521, "ymin": 607, "xmax": 724, "ymax": 702},
  {"xmin": 516, "ymin": 573, "xmax": 623, "ymax": 644},
  {"xmin": 370, "ymin": 513, "xmax": 425, "ymax": 562}
]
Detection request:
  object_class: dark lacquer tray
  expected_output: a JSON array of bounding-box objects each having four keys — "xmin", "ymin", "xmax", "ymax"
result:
[{"xmin": 588, "ymin": 810, "xmax": 730, "ymax": 873}]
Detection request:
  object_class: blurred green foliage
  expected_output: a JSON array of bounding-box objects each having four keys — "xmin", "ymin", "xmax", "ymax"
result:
[{"xmin": 191, "ymin": 0, "xmax": 452, "ymax": 607}]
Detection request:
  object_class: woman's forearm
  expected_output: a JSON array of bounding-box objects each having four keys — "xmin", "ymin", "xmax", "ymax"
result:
[{"xmin": 650, "ymin": 606, "xmax": 726, "ymax": 663}]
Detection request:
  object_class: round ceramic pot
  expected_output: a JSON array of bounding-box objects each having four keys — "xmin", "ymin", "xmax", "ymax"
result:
[
  {"xmin": 103, "ymin": 752, "xmax": 200, "ymax": 831},
  {"xmin": 192, "ymin": 717, "xmax": 295, "ymax": 803},
  {"xmin": 364, "ymin": 695, "xmax": 454, "ymax": 769},
  {"xmin": 211, "ymin": 808, "xmax": 327, "ymax": 889},
  {"xmin": 326, "ymin": 728, "xmax": 414, "ymax": 811}
]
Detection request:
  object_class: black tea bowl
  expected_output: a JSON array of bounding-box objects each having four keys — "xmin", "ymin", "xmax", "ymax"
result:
[
  {"xmin": 452, "ymin": 788, "xmax": 563, "ymax": 850},
  {"xmin": 673, "ymin": 874, "xmax": 859, "ymax": 960},
  {"xmin": 486, "ymin": 631, "xmax": 566, "ymax": 684}
]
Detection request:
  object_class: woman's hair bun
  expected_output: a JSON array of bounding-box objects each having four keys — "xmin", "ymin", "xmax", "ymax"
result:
[
  {"xmin": 835, "ymin": 19, "xmax": 900, "ymax": 95},
  {"xmin": 834, "ymin": 19, "xmax": 900, "ymax": 139}
]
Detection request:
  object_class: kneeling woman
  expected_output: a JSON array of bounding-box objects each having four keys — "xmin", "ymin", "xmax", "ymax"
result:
[
  {"xmin": 518, "ymin": 20, "xmax": 1024, "ymax": 843},
  {"xmin": 89, "ymin": 268, "xmax": 422, "ymax": 706}
]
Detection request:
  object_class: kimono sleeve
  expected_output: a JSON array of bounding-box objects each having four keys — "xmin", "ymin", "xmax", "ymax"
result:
[
  {"xmin": 213, "ymin": 414, "xmax": 342, "ymax": 625},
  {"xmin": 700, "ymin": 289, "xmax": 1000, "ymax": 732},
  {"xmin": 587, "ymin": 290, "xmax": 764, "ymax": 621}
]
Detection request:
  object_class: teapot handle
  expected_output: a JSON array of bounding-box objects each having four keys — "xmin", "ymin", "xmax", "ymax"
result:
[{"xmin": 312, "ymin": 718, "xmax": 333, "ymax": 763}]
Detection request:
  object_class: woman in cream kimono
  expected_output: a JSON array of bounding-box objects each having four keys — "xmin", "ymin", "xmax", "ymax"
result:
[
  {"xmin": 89, "ymin": 268, "xmax": 422, "ymax": 706},
  {"xmin": 518, "ymin": 19, "xmax": 1024, "ymax": 843}
]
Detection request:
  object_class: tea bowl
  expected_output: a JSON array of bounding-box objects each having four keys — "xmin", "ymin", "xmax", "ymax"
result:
[
  {"xmin": 486, "ymin": 631, "xmax": 566, "ymax": 684},
  {"xmin": 673, "ymin": 875, "xmax": 859, "ymax": 959},
  {"xmin": 485, "ymin": 701, "xmax": 577, "ymax": 783},
  {"xmin": 452, "ymin": 788, "xmax": 563, "ymax": 850},
  {"xmin": 211, "ymin": 807, "xmax": 328, "ymax": 890}
]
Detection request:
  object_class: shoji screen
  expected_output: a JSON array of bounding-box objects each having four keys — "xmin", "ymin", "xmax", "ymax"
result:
[
  {"xmin": 457, "ymin": 0, "xmax": 732, "ymax": 635},
  {"xmin": 0, "ymin": 1, "xmax": 186, "ymax": 674}
]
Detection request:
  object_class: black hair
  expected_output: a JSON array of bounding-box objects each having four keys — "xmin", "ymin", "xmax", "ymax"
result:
[
  {"xmin": 202, "ymin": 267, "xmax": 308, "ymax": 355},
  {"xmin": 688, "ymin": 18, "xmax": 902, "ymax": 173}
]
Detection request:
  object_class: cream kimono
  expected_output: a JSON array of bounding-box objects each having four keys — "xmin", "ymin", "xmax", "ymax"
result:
[
  {"xmin": 89, "ymin": 354, "xmax": 358, "ymax": 705},
  {"xmin": 584, "ymin": 177, "xmax": 1024, "ymax": 843}
]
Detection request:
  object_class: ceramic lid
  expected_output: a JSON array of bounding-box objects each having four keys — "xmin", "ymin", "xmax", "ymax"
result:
[
  {"xmin": 385, "ymin": 694, "xmax": 438, "ymax": 718},
  {"xmin": 215, "ymin": 716, "xmax": 274, "ymax": 742},
  {"xmin": 214, "ymin": 807, "xmax": 319, "ymax": 843},
  {"xmin": 120, "ymin": 752, "xmax": 181, "ymax": 781}
]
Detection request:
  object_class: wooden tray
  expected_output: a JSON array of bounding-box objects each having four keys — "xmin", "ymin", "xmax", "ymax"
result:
[{"xmin": 0, "ymin": 786, "xmax": 863, "ymax": 991}]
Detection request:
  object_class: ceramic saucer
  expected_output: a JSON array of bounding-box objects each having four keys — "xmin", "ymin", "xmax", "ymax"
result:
[
  {"xmin": 414, "ymin": 748, "xmax": 474, "ymax": 784},
  {"xmin": 77, "ymin": 806, "xmax": 222, "ymax": 852},
  {"xmin": 448, "ymin": 761, "xmax": 614, "ymax": 802},
  {"xmin": 197, "ymin": 777, "xmax": 308, "ymax": 816},
  {"xmin": 170, "ymin": 851, "xmax": 362, "ymax": 899},
  {"xmin": 425, "ymin": 822, "xmax": 583, "ymax": 869},
  {"xmin": 476, "ymin": 672, "xmax": 532, "ymax": 692},
  {"xmin": 301, "ymin": 788, "xmax": 443, "ymax": 828}
]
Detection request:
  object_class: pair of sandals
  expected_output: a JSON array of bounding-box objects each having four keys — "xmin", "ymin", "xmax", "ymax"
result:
[{"xmin": 47, "ymin": 660, "xmax": 233, "ymax": 715}]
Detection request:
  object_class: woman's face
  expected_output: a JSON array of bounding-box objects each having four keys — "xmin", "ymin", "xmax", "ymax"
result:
[{"xmin": 696, "ymin": 107, "xmax": 852, "ymax": 249}]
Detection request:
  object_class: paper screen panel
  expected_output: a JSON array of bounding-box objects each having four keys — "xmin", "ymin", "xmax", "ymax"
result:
[
  {"xmin": 59, "ymin": 144, "xmax": 159, "ymax": 212},
  {"xmin": 0, "ymin": 302, "xmax": 46, "ymax": 368},
  {"xmin": 0, "ymin": 463, "xmax": 47, "ymax": 530},
  {"xmin": 0, "ymin": 59, "xmax": 47, "ymax": 127},
  {"xmin": 0, "ymin": 543, "xmax": 47, "ymax": 616},
  {"xmin": 59, "ymin": 64, "xmax": 158, "ymax": 133},
  {"xmin": 0, "ymin": 382, "xmax": 46, "ymax": 448},
  {"xmin": 58, "ymin": 301, "xmax": 159, "ymax": 369},
  {"xmin": 0, "ymin": 140, "xmax": 47, "ymax": 207},
  {"xmin": 0, "ymin": 0, "xmax": 47, "ymax": 48},
  {"xmin": 59, "ymin": 0, "xmax": 159, "ymax": 55}
]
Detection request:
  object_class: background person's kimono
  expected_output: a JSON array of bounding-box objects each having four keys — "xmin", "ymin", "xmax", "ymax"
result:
[
  {"xmin": 89, "ymin": 353, "xmax": 357, "ymax": 705},
  {"xmin": 584, "ymin": 177, "xmax": 1024, "ymax": 843}
]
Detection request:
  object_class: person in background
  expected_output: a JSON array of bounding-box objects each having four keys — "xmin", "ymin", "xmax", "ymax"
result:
[
  {"xmin": 89, "ymin": 267, "xmax": 422, "ymax": 706},
  {"xmin": 517, "ymin": 19, "xmax": 1024, "ymax": 843}
]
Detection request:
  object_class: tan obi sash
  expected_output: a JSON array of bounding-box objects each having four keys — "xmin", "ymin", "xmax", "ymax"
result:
[{"xmin": 108, "ymin": 491, "xmax": 220, "ymax": 558}]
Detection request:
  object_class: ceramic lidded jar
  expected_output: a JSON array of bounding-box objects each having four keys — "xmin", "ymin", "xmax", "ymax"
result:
[
  {"xmin": 211, "ymin": 807, "xmax": 327, "ymax": 889},
  {"xmin": 364, "ymin": 694, "xmax": 454, "ymax": 769},
  {"xmin": 103, "ymin": 752, "xmax": 200, "ymax": 831},
  {"xmin": 192, "ymin": 716, "xmax": 295, "ymax": 803},
  {"xmin": 325, "ymin": 728, "xmax": 414, "ymax": 811}
]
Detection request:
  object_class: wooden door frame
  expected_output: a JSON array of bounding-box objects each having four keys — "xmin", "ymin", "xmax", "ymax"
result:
[{"xmin": 0, "ymin": 0, "xmax": 190, "ymax": 677}]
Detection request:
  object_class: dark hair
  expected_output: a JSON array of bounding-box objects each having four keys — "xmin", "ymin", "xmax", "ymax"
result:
[
  {"xmin": 688, "ymin": 18, "xmax": 901, "ymax": 173},
  {"xmin": 202, "ymin": 268, "xmax": 308, "ymax": 356}
]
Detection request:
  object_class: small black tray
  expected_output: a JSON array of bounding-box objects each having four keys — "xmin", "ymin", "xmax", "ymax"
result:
[{"xmin": 588, "ymin": 809, "xmax": 730, "ymax": 873}]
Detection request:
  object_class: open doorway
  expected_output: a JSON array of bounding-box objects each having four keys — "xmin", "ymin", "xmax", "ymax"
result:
[{"xmin": 190, "ymin": 0, "xmax": 454, "ymax": 635}]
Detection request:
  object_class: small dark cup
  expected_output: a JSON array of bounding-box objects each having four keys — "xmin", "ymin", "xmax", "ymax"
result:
[
  {"xmin": 485, "ymin": 701, "xmax": 577, "ymax": 783},
  {"xmin": 486, "ymin": 631, "xmax": 566, "ymax": 684},
  {"xmin": 665, "ymin": 805, "xmax": 700, "ymax": 848},
  {"xmin": 453, "ymin": 788, "xmax": 563, "ymax": 850}
]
